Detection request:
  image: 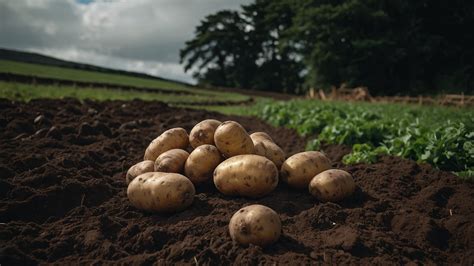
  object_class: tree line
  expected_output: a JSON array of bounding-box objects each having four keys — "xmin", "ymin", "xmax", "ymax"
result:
[{"xmin": 180, "ymin": 0, "xmax": 473, "ymax": 95}]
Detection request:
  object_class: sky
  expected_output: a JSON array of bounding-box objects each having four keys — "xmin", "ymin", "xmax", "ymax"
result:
[{"xmin": 0, "ymin": 0, "xmax": 252, "ymax": 83}]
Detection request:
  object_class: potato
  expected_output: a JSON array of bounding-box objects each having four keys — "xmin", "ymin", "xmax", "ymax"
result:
[
  {"xmin": 154, "ymin": 148, "xmax": 188, "ymax": 172},
  {"xmin": 280, "ymin": 151, "xmax": 331, "ymax": 189},
  {"xmin": 249, "ymin": 132, "xmax": 274, "ymax": 142},
  {"xmin": 184, "ymin": 144, "xmax": 222, "ymax": 184},
  {"xmin": 213, "ymin": 154, "xmax": 278, "ymax": 198},
  {"xmin": 126, "ymin": 160, "xmax": 154, "ymax": 184},
  {"xmin": 229, "ymin": 204, "xmax": 281, "ymax": 247},
  {"xmin": 250, "ymin": 132, "xmax": 285, "ymax": 168},
  {"xmin": 309, "ymin": 169, "xmax": 356, "ymax": 202},
  {"xmin": 253, "ymin": 141, "xmax": 285, "ymax": 169},
  {"xmin": 214, "ymin": 121, "xmax": 255, "ymax": 158},
  {"xmin": 189, "ymin": 119, "xmax": 221, "ymax": 148},
  {"xmin": 144, "ymin": 128, "xmax": 189, "ymax": 161},
  {"xmin": 154, "ymin": 149, "xmax": 189, "ymax": 173},
  {"xmin": 127, "ymin": 172, "xmax": 195, "ymax": 212}
]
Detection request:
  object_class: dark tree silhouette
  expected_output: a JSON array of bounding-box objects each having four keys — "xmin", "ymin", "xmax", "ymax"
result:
[
  {"xmin": 180, "ymin": 3, "xmax": 304, "ymax": 93},
  {"xmin": 181, "ymin": 0, "xmax": 474, "ymax": 95},
  {"xmin": 180, "ymin": 10, "xmax": 257, "ymax": 89}
]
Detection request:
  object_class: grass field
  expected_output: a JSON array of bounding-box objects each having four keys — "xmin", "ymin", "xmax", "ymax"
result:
[
  {"xmin": 0, "ymin": 59, "xmax": 257, "ymax": 105},
  {"xmin": 0, "ymin": 60, "xmax": 222, "ymax": 97},
  {"xmin": 0, "ymin": 82, "xmax": 251, "ymax": 105}
]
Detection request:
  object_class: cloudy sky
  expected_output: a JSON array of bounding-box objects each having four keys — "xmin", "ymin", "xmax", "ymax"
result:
[{"xmin": 0, "ymin": 0, "xmax": 252, "ymax": 83}]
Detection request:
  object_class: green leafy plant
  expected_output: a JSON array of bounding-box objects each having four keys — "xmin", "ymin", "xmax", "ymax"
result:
[
  {"xmin": 342, "ymin": 144, "xmax": 388, "ymax": 164},
  {"xmin": 256, "ymin": 99, "xmax": 474, "ymax": 175},
  {"xmin": 305, "ymin": 138, "xmax": 321, "ymax": 151}
]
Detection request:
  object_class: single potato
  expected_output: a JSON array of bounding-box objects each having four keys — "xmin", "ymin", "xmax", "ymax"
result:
[
  {"xmin": 154, "ymin": 149, "xmax": 189, "ymax": 173},
  {"xmin": 126, "ymin": 160, "xmax": 154, "ymax": 184},
  {"xmin": 249, "ymin": 132, "xmax": 274, "ymax": 142},
  {"xmin": 189, "ymin": 119, "xmax": 222, "ymax": 148},
  {"xmin": 127, "ymin": 172, "xmax": 195, "ymax": 212},
  {"xmin": 280, "ymin": 151, "xmax": 331, "ymax": 189},
  {"xmin": 229, "ymin": 204, "xmax": 281, "ymax": 247},
  {"xmin": 214, "ymin": 121, "xmax": 255, "ymax": 158},
  {"xmin": 185, "ymin": 144, "xmax": 222, "ymax": 184},
  {"xmin": 250, "ymin": 132, "xmax": 285, "ymax": 168},
  {"xmin": 144, "ymin": 128, "xmax": 189, "ymax": 161},
  {"xmin": 309, "ymin": 169, "xmax": 356, "ymax": 202},
  {"xmin": 213, "ymin": 154, "xmax": 278, "ymax": 198}
]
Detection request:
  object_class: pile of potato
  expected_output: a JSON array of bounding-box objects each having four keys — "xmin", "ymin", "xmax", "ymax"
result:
[{"xmin": 125, "ymin": 119, "xmax": 356, "ymax": 247}]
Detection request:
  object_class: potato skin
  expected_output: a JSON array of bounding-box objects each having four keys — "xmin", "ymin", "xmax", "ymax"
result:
[
  {"xmin": 213, "ymin": 155, "xmax": 278, "ymax": 198},
  {"xmin": 229, "ymin": 204, "xmax": 281, "ymax": 247},
  {"xmin": 144, "ymin": 128, "xmax": 189, "ymax": 161},
  {"xmin": 184, "ymin": 145, "xmax": 222, "ymax": 184},
  {"xmin": 309, "ymin": 169, "xmax": 356, "ymax": 202},
  {"xmin": 250, "ymin": 132, "xmax": 285, "ymax": 169},
  {"xmin": 249, "ymin": 132, "xmax": 274, "ymax": 143},
  {"xmin": 154, "ymin": 149, "xmax": 189, "ymax": 173},
  {"xmin": 126, "ymin": 160, "xmax": 155, "ymax": 184},
  {"xmin": 280, "ymin": 151, "xmax": 331, "ymax": 189},
  {"xmin": 189, "ymin": 119, "xmax": 221, "ymax": 149},
  {"xmin": 127, "ymin": 172, "xmax": 195, "ymax": 212},
  {"xmin": 214, "ymin": 121, "xmax": 255, "ymax": 158}
]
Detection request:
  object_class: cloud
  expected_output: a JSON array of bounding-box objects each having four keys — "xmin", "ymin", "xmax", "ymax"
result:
[{"xmin": 0, "ymin": 0, "xmax": 253, "ymax": 83}]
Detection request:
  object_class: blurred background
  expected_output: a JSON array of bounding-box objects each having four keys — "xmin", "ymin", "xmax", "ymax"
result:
[{"xmin": 1, "ymin": 0, "xmax": 472, "ymax": 96}]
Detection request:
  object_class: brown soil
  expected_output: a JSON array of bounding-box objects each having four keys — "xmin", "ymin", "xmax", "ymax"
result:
[{"xmin": 0, "ymin": 99, "xmax": 472, "ymax": 265}]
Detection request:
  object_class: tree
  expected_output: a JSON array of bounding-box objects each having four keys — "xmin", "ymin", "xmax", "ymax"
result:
[
  {"xmin": 180, "ymin": 10, "xmax": 257, "ymax": 88},
  {"xmin": 182, "ymin": 0, "xmax": 474, "ymax": 95},
  {"xmin": 180, "ymin": 2, "xmax": 305, "ymax": 93},
  {"xmin": 242, "ymin": 0, "xmax": 304, "ymax": 93},
  {"xmin": 288, "ymin": 0, "xmax": 399, "ymax": 94},
  {"xmin": 289, "ymin": 0, "xmax": 474, "ymax": 95}
]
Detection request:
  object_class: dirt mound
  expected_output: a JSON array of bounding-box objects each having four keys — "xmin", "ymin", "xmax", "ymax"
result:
[{"xmin": 0, "ymin": 99, "xmax": 472, "ymax": 265}]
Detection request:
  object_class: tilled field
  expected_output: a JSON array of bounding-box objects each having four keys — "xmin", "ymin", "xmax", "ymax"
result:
[{"xmin": 0, "ymin": 99, "xmax": 473, "ymax": 265}]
